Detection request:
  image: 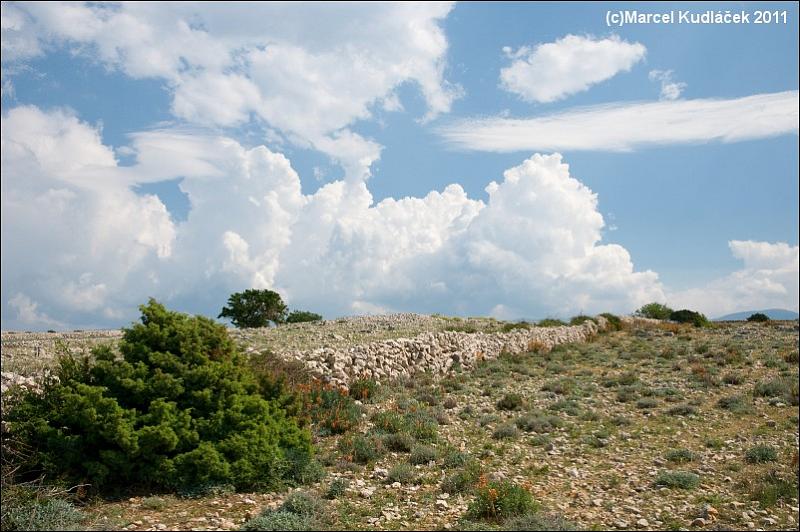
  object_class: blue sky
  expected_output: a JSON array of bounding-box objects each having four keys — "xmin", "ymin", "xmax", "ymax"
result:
[{"xmin": 1, "ymin": 1, "xmax": 798, "ymax": 329}]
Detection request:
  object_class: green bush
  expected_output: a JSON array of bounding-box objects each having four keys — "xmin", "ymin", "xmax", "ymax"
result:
[
  {"xmin": 716, "ymin": 394, "xmax": 754, "ymax": 414},
  {"xmin": 665, "ymin": 449, "xmax": 695, "ymax": 463},
  {"xmin": 307, "ymin": 385, "xmax": 362, "ymax": 435},
  {"xmin": 753, "ymin": 376, "xmax": 799, "ymax": 406},
  {"xmin": 537, "ymin": 318, "xmax": 566, "ymax": 327},
  {"xmin": 337, "ymin": 434, "xmax": 384, "ymax": 464},
  {"xmin": 635, "ymin": 303, "xmax": 673, "ymax": 320},
  {"xmin": 441, "ymin": 461, "xmax": 481, "ymax": 494},
  {"xmin": 387, "ymin": 463, "xmax": 417, "ymax": 484},
  {"xmin": 654, "ymin": 471, "xmax": 700, "ymax": 489},
  {"xmin": 669, "ymin": 309, "xmax": 709, "ymax": 327},
  {"xmin": 0, "ymin": 486, "xmax": 85, "ymax": 531},
  {"xmin": 492, "ymin": 423, "xmax": 520, "ymax": 440},
  {"xmin": 746, "ymin": 313, "xmax": 770, "ymax": 322},
  {"xmin": 514, "ymin": 412, "xmax": 562, "ymax": 433},
  {"xmin": 409, "ymin": 444, "xmax": 438, "ymax": 465},
  {"xmin": 745, "ymin": 445, "xmax": 778, "ymax": 463},
  {"xmin": 240, "ymin": 511, "xmax": 312, "ymax": 531},
  {"xmin": 382, "ymin": 432, "xmax": 415, "ymax": 453},
  {"xmin": 325, "ymin": 478, "xmax": 349, "ymax": 499},
  {"xmin": 496, "ymin": 393, "xmax": 525, "ymax": 411},
  {"xmin": 467, "ymin": 480, "xmax": 538, "ymax": 521},
  {"xmin": 219, "ymin": 288, "xmax": 288, "ymax": 328},
  {"xmin": 501, "ymin": 321, "xmax": 532, "ymax": 332},
  {"xmin": 5, "ymin": 299, "xmax": 312, "ymax": 493},
  {"xmin": 598, "ymin": 313, "xmax": 623, "ymax": 331},
  {"xmin": 348, "ymin": 378, "xmax": 378, "ymax": 402},
  {"xmin": 504, "ymin": 513, "xmax": 577, "ymax": 531},
  {"xmin": 568, "ymin": 315, "xmax": 596, "ymax": 326},
  {"xmin": 286, "ymin": 311, "xmax": 323, "ymax": 324}
]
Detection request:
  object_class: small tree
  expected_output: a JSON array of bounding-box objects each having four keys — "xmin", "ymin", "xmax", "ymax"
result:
[
  {"xmin": 5, "ymin": 299, "xmax": 312, "ymax": 493},
  {"xmin": 746, "ymin": 312, "xmax": 770, "ymax": 322},
  {"xmin": 635, "ymin": 302, "xmax": 673, "ymax": 320},
  {"xmin": 286, "ymin": 311, "xmax": 323, "ymax": 324},
  {"xmin": 669, "ymin": 309, "xmax": 709, "ymax": 327},
  {"xmin": 219, "ymin": 289, "xmax": 288, "ymax": 328}
]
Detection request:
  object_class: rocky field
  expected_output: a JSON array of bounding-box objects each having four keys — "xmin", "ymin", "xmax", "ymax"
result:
[{"xmin": 2, "ymin": 318, "xmax": 798, "ymax": 531}]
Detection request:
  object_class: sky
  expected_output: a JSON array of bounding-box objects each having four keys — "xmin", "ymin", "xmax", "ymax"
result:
[{"xmin": 1, "ymin": 1, "xmax": 798, "ymax": 330}]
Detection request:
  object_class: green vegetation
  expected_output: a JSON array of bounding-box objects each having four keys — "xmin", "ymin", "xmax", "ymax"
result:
[
  {"xmin": 4, "ymin": 299, "xmax": 311, "ymax": 493},
  {"xmin": 537, "ymin": 318, "xmax": 566, "ymax": 327},
  {"xmin": 745, "ymin": 444, "xmax": 778, "ymax": 464},
  {"xmin": 466, "ymin": 480, "xmax": 538, "ymax": 521},
  {"xmin": 635, "ymin": 302, "xmax": 673, "ymax": 320},
  {"xmin": 655, "ymin": 471, "xmax": 700, "ymax": 489},
  {"xmin": 219, "ymin": 288, "xmax": 288, "ymax": 328},
  {"xmin": 669, "ymin": 309, "xmax": 709, "ymax": 327},
  {"xmin": 746, "ymin": 312, "xmax": 770, "ymax": 322},
  {"xmin": 286, "ymin": 311, "xmax": 323, "ymax": 323}
]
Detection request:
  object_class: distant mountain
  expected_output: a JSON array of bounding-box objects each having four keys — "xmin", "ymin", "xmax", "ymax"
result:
[{"xmin": 714, "ymin": 309, "xmax": 799, "ymax": 321}]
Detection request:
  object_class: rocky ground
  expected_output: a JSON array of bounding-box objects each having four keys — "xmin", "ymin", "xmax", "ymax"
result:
[{"xmin": 2, "ymin": 318, "xmax": 798, "ymax": 531}]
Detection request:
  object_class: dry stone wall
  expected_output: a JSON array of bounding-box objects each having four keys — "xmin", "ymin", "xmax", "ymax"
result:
[
  {"xmin": 2, "ymin": 315, "xmax": 642, "ymax": 392},
  {"xmin": 282, "ymin": 317, "xmax": 610, "ymax": 387}
]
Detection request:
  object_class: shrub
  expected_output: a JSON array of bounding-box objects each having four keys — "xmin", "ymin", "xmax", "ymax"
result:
[
  {"xmin": 492, "ymin": 423, "xmax": 520, "ymax": 440},
  {"xmin": 307, "ymin": 385, "xmax": 362, "ymax": 435},
  {"xmin": 538, "ymin": 318, "xmax": 566, "ymax": 327},
  {"xmin": 441, "ymin": 461, "xmax": 481, "ymax": 494},
  {"xmin": 654, "ymin": 471, "xmax": 700, "ymax": 489},
  {"xmin": 382, "ymin": 432, "xmax": 415, "ymax": 453},
  {"xmin": 409, "ymin": 444, "xmax": 438, "ymax": 465},
  {"xmin": 496, "ymin": 393, "xmax": 525, "ymax": 411},
  {"xmin": 387, "ymin": 463, "xmax": 417, "ymax": 484},
  {"xmin": 666, "ymin": 404, "xmax": 698, "ymax": 416},
  {"xmin": 635, "ymin": 303, "xmax": 673, "ymax": 320},
  {"xmin": 598, "ymin": 313, "xmax": 623, "ymax": 331},
  {"xmin": 241, "ymin": 511, "xmax": 312, "ymax": 531},
  {"xmin": 280, "ymin": 491, "xmax": 325, "ymax": 518},
  {"xmin": 716, "ymin": 394, "xmax": 754, "ymax": 414},
  {"xmin": 665, "ymin": 449, "xmax": 696, "ymax": 463},
  {"xmin": 219, "ymin": 289, "xmax": 287, "ymax": 328},
  {"xmin": 636, "ymin": 398, "xmax": 659, "ymax": 410},
  {"xmin": 746, "ymin": 313, "xmax": 770, "ymax": 323},
  {"xmin": 502, "ymin": 321, "xmax": 532, "ymax": 332},
  {"xmin": 669, "ymin": 309, "xmax": 709, "ymax": 327},
  {"xmin": 286, "ymin": 311, "xmax": 323, "ymax": 324},
  {"xmin": 325, "ymin": 478, "xmax": 349, "ymax": 499},
  {"xmin": 515, "ymin": 413, "xmax": 562, "ymax": 433},
  {"xmin": 348, "ymin": 378, "xmax": 378, "ymax": 402},
  {"xmin": 754, "ymin": 377, "xmax": 799, "ymax": 406},
  {"xmin": 467, "ymin": 480, "xmax": 538, "ymax": 521},
  {"xmin": 141, "ymin": 496, "xmax": 167, "ymax": 510},
  {"xmin": 405, "ymin": 410, "xmax": 439, "ymax": 442},
  {"xmin": 745, "ymin": 445, "xmax": 778, "ymax": 463},
  {"xmin": 747, "ymin": 470, "xmax": 798, "ymax": 507},
  {"xmin": 0, "ymin": 486, "xmax": 85, "ymax": 532},
  {"xmin": 5, "ymin": 299, "xmax": 311, "ymax": 493},
  {"xmin": 568, "ymin": 315, "xmax": 596, "ymax": 326},
  {"xmin": 442, "ymin": 448, "xmax": 469, "ymax": 469},
  {"xmin": 337, "ymin": 434, "xmax": 384, "ymax": 464}
]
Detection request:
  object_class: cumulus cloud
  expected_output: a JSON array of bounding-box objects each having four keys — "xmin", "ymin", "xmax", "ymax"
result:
[
  {"xmin": 2, "ymin": 106, "xmax": 665, "ymax": 328},
  {"xmin": 1, "ymin": 106, "xmax": 176, "ymax": 327},
  {"xmin": 669, "ymin": 241, "xmax": 799, "ymax": 318},
  {"xmin": 648, "ymin": 69, "xmax": 686, "ymax": 100},
  {"xmin": 500, "ymin": 34, "xmax": 646, "ymax": 103},
  {"xmin": 438, "ymin": 91, "xmax": 799, "ymax": 152},
  {"xmin": 2, "ymin": 2, "xmax": 460, "ymax": 180}
]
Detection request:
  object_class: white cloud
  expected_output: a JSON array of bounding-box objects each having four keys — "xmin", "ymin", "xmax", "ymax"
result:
[
  {"xmin": 3, "ymin": 2, "xmax": 460, "ymax": 180},
  {"xmin": 648, "ymin": 69, "xmax": 686, "ymax": 100},
  {"xmin": 669, "ymin": 241, "xmax": 799, "ymax": 317},
  {"xmin": 438, "ymin": 91, "xmax": 800, "ymax": 152},
  {"xmin": 8, "ymin": 293, "xmax": 64, "ymax": 329},
  {"xmin": 1, "ymin": 106, "xmax": 176, "ymax": 327},
  {"xmin": 500, "ymin": 34, "xmax": 646, "ymax": 103},
  {"xmin": 2, "ymin": 106, "xmax": 665, "ymax": 328}
]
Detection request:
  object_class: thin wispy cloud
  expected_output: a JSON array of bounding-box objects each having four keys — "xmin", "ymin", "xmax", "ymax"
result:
[{"xmin": 438, "ymin": 91, "xmax": 799, "ymax": 152}]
